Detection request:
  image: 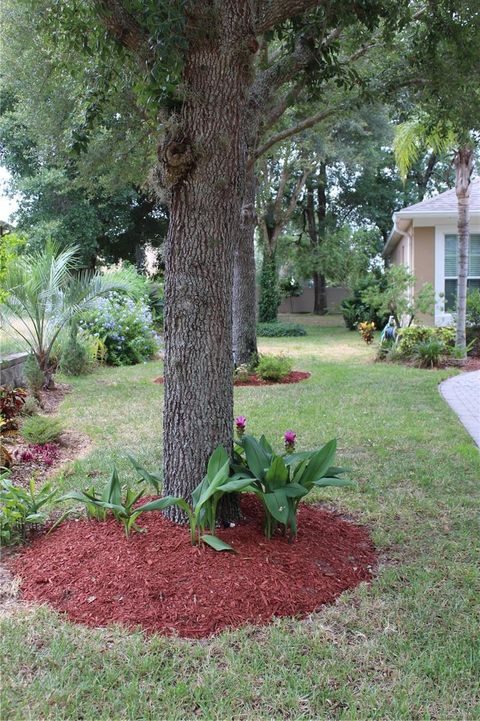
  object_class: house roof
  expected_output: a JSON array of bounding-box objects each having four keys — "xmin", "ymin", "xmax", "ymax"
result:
[{"xmin": 383, "ymin": 177, "xmax": 480, "ymax": 257}]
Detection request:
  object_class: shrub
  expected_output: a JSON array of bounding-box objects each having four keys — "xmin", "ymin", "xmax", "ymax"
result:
[
  {"xmin": 0, "ymin": 387, "xmax": 27, "ymax": 427},
  {"xmin": 233, "ymin": 364, "xmax": 251, "ymax": 382},
  {"xmin": 20, "ymin": 416, "xmax": 63, "ymax": 444},
  {"xmin": 256, "ymin": 322, "xmax": 307, "ymax": 337},
  {"xmin": 23, "ymin": 354, "xmax": 45, "ymax": 395},
  {"xmin": 0, "ymin": 478, "xmax": 57, "ymax": 545},
  {"xmin": 79, "ymin": 292, "xmax": 159, "ymax": 366},
  {"xmin": 256, "ymin": 354, "xmax": 293, "ymax": 381},
  {"xmin": 258, "ymin": 255, "xmax": 280, "ymax": 323},
  {"xmin": 21, "ymin": 395, "xmax": 40, "ymax": 416},
  {"xmin": 466, "ymin": 327, "xmax": 480, "ymax": 357},
  {"xmin": 413, "ymin": 339, "xmax": 446, "ymax": 368},
  {"xmin": 358, "ymin": 321, "xmax": 375, "ymax": 344},
  {"xmin": 397, "ymin": 326, "xmax": 455, "ymax": 358},
  {"xmin": 466, "ymin": 288, "xmax": 480, "ymax": 327},
  {"xmin": 58, "ymin": 329, "xmax": 90, "ymax": 376},
  {"xmin": 341, "ymin": 274, "xmax": 388, "ymax": 330}
]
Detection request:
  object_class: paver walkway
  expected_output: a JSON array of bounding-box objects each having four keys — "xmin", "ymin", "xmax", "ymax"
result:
[{"xmin": 439, "ymin": 370, "xmax": 480, "ymax": 447}]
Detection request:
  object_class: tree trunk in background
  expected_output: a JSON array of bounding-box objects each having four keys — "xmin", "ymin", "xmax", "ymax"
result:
[
  {"xmin": 306, "ymin": 164, "xmax": 328, "ymax": 314},
  {"xmin": 313, "ymin": 271, "xmax": 327, "ymax": 314},
  {"xmin": 162, "ymin": 2, "xmax": 254, "ymax": 522},
  {"xmin": 454, "ymin": 146, "xmax": 474, "ymax": 355},
  {"xmin": 233, "ymin": 167, "xmax": 258, "ymax": 365}
]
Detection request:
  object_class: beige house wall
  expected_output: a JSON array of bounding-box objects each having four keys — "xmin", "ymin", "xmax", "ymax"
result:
[
  {"xmin": 413, "ymin": 226, "xmax": 435, "ymax": 325},
  {"xmin": 278, "ymin": 286, "xmax": 350, "ymax": 314}
]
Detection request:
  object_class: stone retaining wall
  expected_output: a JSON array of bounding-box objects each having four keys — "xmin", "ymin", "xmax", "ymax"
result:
[{"xmin": 0, "ymin": 352, "xmax": 29, "ymax": 387}]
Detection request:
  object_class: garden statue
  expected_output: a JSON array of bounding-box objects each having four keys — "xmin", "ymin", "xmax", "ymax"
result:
[{"xmin": 381, "ymin": 316, "xmax": 397, "ymax": 342}]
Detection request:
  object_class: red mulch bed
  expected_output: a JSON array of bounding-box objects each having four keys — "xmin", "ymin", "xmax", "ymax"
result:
[
  {"xmin": 10, "ymin": 496, "xmax": 375, "ymax": 639},
  {"xmin": 153, "ymin": 371, "xmax": 311, "ymax": 386}
]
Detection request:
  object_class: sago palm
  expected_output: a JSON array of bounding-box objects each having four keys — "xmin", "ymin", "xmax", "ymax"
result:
[
  {"xmin": 394, "ymin": 116, "xmax": 476, "ymax": 355},
  {"xmin": 0, "ymin": 241, "xmax": 130, "ymax": 387}
]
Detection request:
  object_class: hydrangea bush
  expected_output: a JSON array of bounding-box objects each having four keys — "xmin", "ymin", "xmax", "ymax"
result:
[{"xmin": 79, "ymin": 292, "xmax": 160, "ymax": 366}]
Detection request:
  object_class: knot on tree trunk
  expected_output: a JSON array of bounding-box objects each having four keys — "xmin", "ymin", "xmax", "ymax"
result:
[
  {"xmin": 158, "ymin": 139, "xmax": 195, "ymax": 187},
  {"xmin": 241, "ymin": 202, "xmax": 257, "ymax": 227}
]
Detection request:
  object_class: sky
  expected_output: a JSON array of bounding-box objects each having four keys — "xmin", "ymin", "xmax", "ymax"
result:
[{"xmin": 0, "ymin": 166, "xmax": 19, "ymax": 223}]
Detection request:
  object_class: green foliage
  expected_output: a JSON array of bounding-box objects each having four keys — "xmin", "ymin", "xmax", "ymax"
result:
[
  {"xmin": 256, "ymin": 355, "xmax": 293, "ymax": 381},
  {"xmin": 466, "ymin": 289, "xmax": 480, "ymax": 327},
  {"xmin": 58, "ymin": 326, "xmax": 90, "ymax": 376},
  {"xmin": 233, "ymin": 364, "xmax": 251, "ymax": 382},
  {"xmin": 361, "ymin": 266, "xmax": 435, "ymax": 327},
  {"xmin": 257, "ymin": 322, "xmax": 307, "ymax": 337},
  {"xmin": 0, "ymin": 386, "xmax": 27, "ymax": 424},
  {"xmin": 20, "ymin": 416, "xmax": 63, "ymax": 445},
  {"xmin": 466, "ymin": 327, "xmax": 480, "ymax": 357},
  {"xmin": 279, "ymin": 277, "xmax": 302, "ymax": 298},
  {"xmin": 0, "ymin": 477, "xmax": 57, "ymax": 545},
  {"xmin": 259, "ymin": 255, "xmax": 280, "ymax": 323},
  {"xmin": 0, "ymin": 242, "xmax": 131, "ymax": 385},
  {"xmin": 341, "ymin": 274, "xmax": 389, "ymax": 330},
  {"xmin": 0, "ymin": 234, "xmax": 23, "ymax": 303},
  {"xmin": 23, "ymin": 355, "xmax": 44, "ymax": 395},
  {"xmin": 79, "ymin": 291, "xmax": 159, "ymax": 366},
  {"xmin": 20, "ymin": 395, "xmax": 39, "ymax": 417},
  {"xmin": 413, "ymin": 339, "xmax": 446, "ymax": 369},
  {"xmin": 234, "ymin": 435, "xmax": 353, "ymax": 540},
  {"xmin": 396, "ymin": 326, "xmax": 455, "ymax": 358}
]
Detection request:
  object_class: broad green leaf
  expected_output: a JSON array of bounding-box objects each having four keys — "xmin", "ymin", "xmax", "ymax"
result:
[
  {"xmin": 135, "ymin": 496, "xmax": 189, "ymax": 514},
  {"xmin": 217, "ymin": 477, "xmax": 256, "ymax": 493},
  {"xmin": 192, "ymin": 476, "xmax": 209, "ymax": 508},
  {"xmin": 264, "ymin": 489, "xmax": 289, "ymax": 524},
  {"xmin": 265, "ymin": 455, "xmax": 289, "ymax": 490},
  {"xmin": 258, "ymin": 435, "xmax": 273, "ymax": 456},
  {"xmin": 300, "ymin": 439, "xmax": 337, "ymax": 488},
  {"xmin": 284, "ymin": 483, "xmax": 309, "ymax": 498},
  {"xmin": 197, "ymin": 460, "xmax": 230, "ymax": 508},
  {"xmin": 127, "ymin": 454, "xmax": 162, "ymax": 492},
  {"xmin": 25, "ymin": 513, "xmax": 46, "ymax": 523},
  {"xmin": 326, "ymin": 466, "xmax": 349, "ymax": 476},
  {"xmin": 292, "ymin": 458, "xmax": 309, "ymax": 484},
  {"xmin": 201, "ymin": 534, "xmax": 234, "ymax": 552},
  {"xmin": 107, "ymin": 466, "xmax": 122, "ymax": 506},
  {"xmin": 283, "ymin": 451, "xmax": 314, "ymax": 466},
  {"xmin": 206, "ymin": 445, "xmax": 229, "ymax": 483},
  {"xmin": 242, "ymin": 435, "xmax": 270, "ymax": 480}
]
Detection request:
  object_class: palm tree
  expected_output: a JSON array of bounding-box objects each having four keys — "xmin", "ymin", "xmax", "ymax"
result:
[
  {"xmin": 394, "ymin": 117, "xmax": 476, "ymax": 356},
  {"xmin": 0, "ymin": 241, "xmax": 130, "ymax": 387}
]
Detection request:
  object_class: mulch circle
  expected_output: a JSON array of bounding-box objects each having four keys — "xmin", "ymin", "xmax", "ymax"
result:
[
  {"xmin": 154, "ymin": 371, "xmax": 311, "ymax": 386},
  {"xmin": 10, "ymin": 496, "xmax": 375, "ymax": 639}
]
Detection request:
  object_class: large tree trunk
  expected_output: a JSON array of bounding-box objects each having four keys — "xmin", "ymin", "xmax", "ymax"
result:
[
  {"xmin": 233, "ymin": 167, "xmax": 258, "ymax": 365},
  {"xmin": 306, "ymin": 166, "xmax": 328, "ymax": 314},
  {"xmin": 162, "ymin": 2, "xmax": 254, "ymax": 522},
  {"xmin": 454, "ymin": 146, "xmax": 474, "ymax": 355}
]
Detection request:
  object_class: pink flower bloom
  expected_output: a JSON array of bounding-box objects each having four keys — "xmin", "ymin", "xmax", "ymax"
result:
[
  {"xmin": 235, "ymin": 416, "xmax": 247, "ymax": 430},
  {"xmin": 284, "ymin": 430, "xmax": 296, "ymax": 444}
]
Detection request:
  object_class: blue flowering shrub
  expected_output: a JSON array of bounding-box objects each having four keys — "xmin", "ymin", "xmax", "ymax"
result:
[{"xmin": 79, "ymin": 292, "xmax": 160, "ymax": 366}]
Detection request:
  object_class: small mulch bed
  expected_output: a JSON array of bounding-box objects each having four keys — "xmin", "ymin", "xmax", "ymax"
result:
[
  {"xmin": 154, "ymin": 371, "xmax": 311, "ymax": 386},
  {"xmin": 9, "ymin": 495, "xmax": 375, "ymax": 639},
  {"xmin": 2, "ymin": 384, "xmax": 91, "ymax": 488}
]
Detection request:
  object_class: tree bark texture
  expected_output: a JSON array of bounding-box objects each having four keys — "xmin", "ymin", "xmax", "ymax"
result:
[
  {"xmin": 305, "ymin": 166, "xmax": 328, "ymax": 314},
  {"xmin": 161, "ymin": 2, "xmax": 255, "ymax": 521},
  {"xmin": 454, "ymin": 146, "xmax": 474, "ymax": 354},
  {"xmin": 233, "ymin": 167, "xmax": 258, "ymax": 365}
]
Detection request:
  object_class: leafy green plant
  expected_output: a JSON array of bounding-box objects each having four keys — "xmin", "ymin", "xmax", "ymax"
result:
[
  {"xmin": 413, "ymin": 339, "xmax": 446, "ymax": 368},
  {"xmin": 0, "ymin": 386, "xmax": 27, "ymax": 429},
  {"xmin": 23, "ymin": 355, "xmax": 45, "ymax": 396},
  {"xmin": 0, "ymin": 477, "xmax": 58, "ymax": 545},
  {"xmin": 256, "ymin": 354, "xmax": 293, "ymax": 381},
  {"xmin": 466, "ymin": 288, "xmax": 480, "ymax": 327},
  {"xmin": 20, "ymin": 395, "xmax": 40, "ymax": 416},
  {"xmin": 397, "ymin": 326, "xmax": 455, "ymax": 357},
  {"xmin": 233, "ymin": 432, "xmax": 353, "ymax": 540},
  {"xmin": 0, "ymin": 241, "xmax": 130, "ymax": 387},
  {"xmin": 256, "ymin": 322, "xmax": 307, "ymax": 337},
  {"xmin": 20, "ymin": 416, "xmax": 63, "ymax": 444},
  {"xmin": 57, "ymin": 324, "xmax": 90, "ymax": 376},
  {"xmin": 233, "ymin": 364, "xmax": 251, "ymax": 382}
]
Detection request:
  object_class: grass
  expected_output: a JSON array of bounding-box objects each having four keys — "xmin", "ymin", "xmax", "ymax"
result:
[{"xmin": 2, "ymin": 316, "xmax": 480, "ymax": 721}]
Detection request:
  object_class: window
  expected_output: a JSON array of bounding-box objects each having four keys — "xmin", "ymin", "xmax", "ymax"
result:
[{"xmin": 444, "ymin": 234, "xmax": 480, "ymax": 311}]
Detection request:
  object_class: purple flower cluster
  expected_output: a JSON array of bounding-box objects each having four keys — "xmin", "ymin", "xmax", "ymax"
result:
[{"xmin": 20, "ymin": 443, "xmax": 60, "ymax": 467}]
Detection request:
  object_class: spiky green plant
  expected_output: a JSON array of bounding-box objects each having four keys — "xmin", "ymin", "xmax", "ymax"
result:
[{"xmin": 0, "ymin": 241, "xmax": 131, "ymax": 387}]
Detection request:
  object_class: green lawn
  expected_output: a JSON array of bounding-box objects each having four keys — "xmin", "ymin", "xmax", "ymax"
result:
[{"xmin": 2, "ymin": 319, "xmax": 479, "ymax": 721}]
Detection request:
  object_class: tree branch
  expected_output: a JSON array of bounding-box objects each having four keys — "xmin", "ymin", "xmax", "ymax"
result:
[
  {"xmin": 254, "ymin": 105, "xmax": 339, "ymax": 160},
  {"xmin": 256, "ymin": 0, "xmax": 327, "ymax": 34},
  {"xmin": 94, "ymin": 0, "xmax": 151, "ymax": 59}
]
